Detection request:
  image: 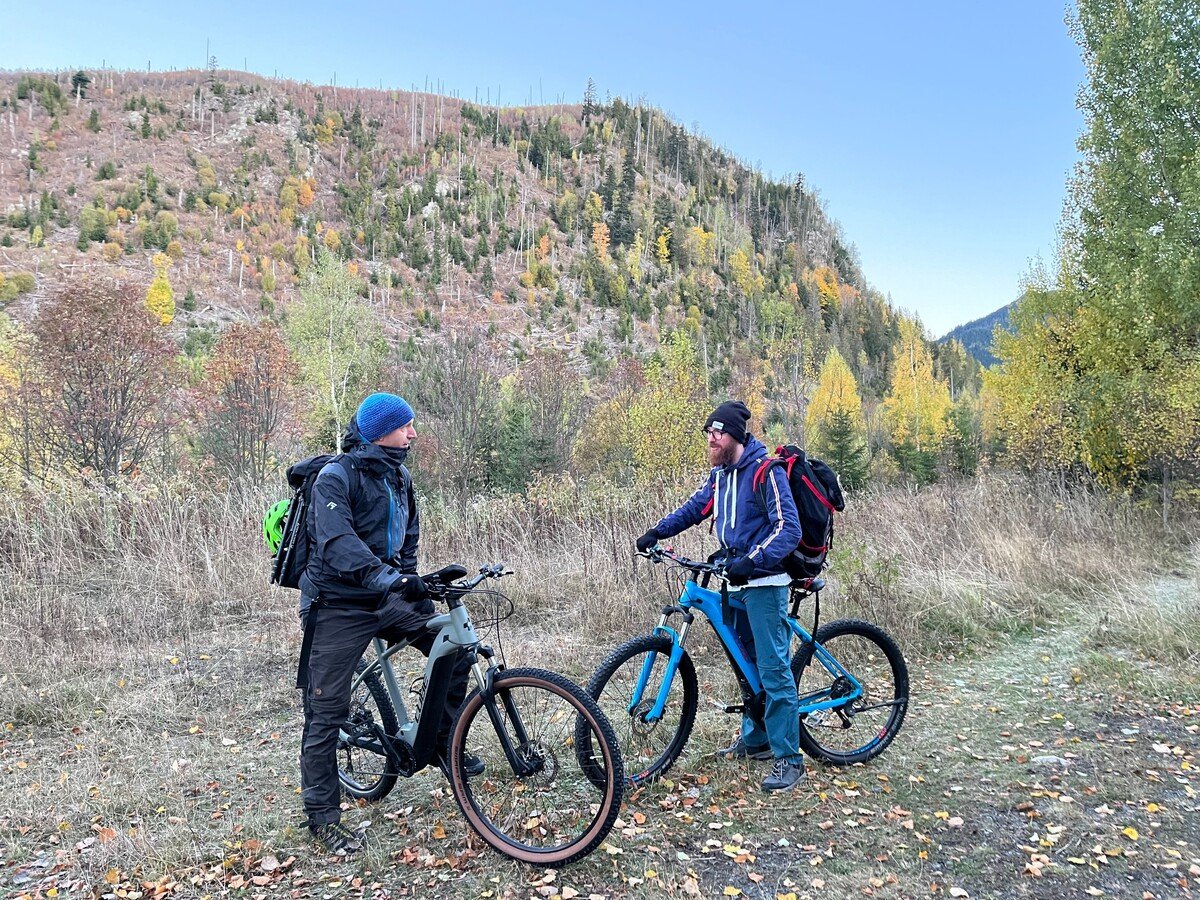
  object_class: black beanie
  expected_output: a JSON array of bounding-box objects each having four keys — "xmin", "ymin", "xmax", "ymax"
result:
[{"xmin": 703, "ymin": 400, "xmax": 751, "ymax": 445}]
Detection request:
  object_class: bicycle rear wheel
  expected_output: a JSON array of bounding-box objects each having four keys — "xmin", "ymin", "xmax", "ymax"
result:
[
  {"xmin": 583, "ymin": 633, "xmax": 697, "ymax": 786},
  {"xmin": 337, "ymin": 658, "xmax": 400, "ymax": 802},
  {"xmin": 447, "ymin": 667, "xmax": 624, "ymax": 866},
  {"xmin": 791, "ymin": 619, "xmax": 908, "ymax": 765}
]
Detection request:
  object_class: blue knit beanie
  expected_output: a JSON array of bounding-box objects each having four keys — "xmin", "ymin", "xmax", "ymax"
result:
[{"xmin": 356, "ymin": 393, "xmax": 415, "ymax": 443}]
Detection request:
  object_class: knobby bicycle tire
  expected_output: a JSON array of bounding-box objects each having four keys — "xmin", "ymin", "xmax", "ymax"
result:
[
  {"xmin": 583, "ymin": 633, "xmax": 698, "ymax": 786},
  {"xmin": 791, "ymin": 618, "xmax": 908, "ymax": 765},
  {"xmin": 447, "ymin": 667, "xmax": 624, "ymax": 866},
  {"xmin": 337, "ymin": 658, "xmax": 400, "ymax": 802}
]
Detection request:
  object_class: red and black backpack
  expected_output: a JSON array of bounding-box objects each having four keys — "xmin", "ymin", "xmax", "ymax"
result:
[{"xmin": 751, "ymin": 445, "xmax": 845, "ymax": 578}]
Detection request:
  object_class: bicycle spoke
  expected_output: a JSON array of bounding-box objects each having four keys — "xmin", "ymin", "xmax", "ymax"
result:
[
  {"xmin": 793, "ymin": 621, "xmax": 908, "ymax": 764},
  {"xmin": 456, "ymin": 678, "xmax": 616, "ymax": 855}
]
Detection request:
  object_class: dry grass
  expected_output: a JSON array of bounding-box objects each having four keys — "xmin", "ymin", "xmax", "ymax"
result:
[
  {"xmin": 1, "ymin": 473, "xmax": 1197, "ymax": 895},
  {"xmin": 831, "ymin": 476, "xmax": 1199, "ymax": 658}
]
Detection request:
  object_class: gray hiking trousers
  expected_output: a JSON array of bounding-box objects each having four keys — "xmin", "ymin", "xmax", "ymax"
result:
[{"xmin": 298, "ymin": 594, "xmax": 471, "ymax": 827}]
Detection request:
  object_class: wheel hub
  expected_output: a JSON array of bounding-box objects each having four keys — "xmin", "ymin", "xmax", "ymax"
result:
[
  {"xmin": 516, "ymin": 740, "xmax": 559, "ymax": 783},
  {"xmin": 631, "ymin": 699, "xmax": 660, "ymax": 737},
  {"xmin": 830, "ymin": 676, "xmax": 856, "ymax": 701}
]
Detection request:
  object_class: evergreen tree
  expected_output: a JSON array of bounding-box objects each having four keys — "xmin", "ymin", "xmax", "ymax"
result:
[
  {"xmin": 71, "ymin": 71, "xmax": 91, "ymax": 98},
  {"xmin": 611, "ymin": 137, "xmax": 638, "ymax": 247},
  {"xmin": 820, "ymin": 409, "xmax": 869, "ymax": 489},
  {"xmin": 582, "ymin": 78, "xmax": 599, "ymax": 125}
]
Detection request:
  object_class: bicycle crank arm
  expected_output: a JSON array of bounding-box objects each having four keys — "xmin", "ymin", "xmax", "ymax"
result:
[
  {"xmin": 365, "ymin": 723, "xmax": 415, "ymax": 777},
  {"xmin": 850, "ymin": 699, "xmax": 908, "ymax": 714}
]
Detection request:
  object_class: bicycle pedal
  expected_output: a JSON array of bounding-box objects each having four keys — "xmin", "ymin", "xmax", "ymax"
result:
[{"xmin": 722, "ymin": 704, "xmax": 745, "ymax": 714}]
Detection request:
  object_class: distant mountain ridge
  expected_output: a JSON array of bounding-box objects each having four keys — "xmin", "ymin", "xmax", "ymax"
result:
[{"xmin": 939, "ymin": 301, "xmax": 1016, "ymax": 367}]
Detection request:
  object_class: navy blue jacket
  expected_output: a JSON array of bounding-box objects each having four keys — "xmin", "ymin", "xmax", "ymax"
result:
[
  {"xmin": 300, "ymin": 420, "xmax": 420, "ymax": 612},
  {"xmin": 653, "ymin": 436, "xmax": 802, "ymax": 579}
]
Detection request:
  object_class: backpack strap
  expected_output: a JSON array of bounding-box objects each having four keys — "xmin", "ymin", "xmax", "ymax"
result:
[
  {"xmin": 700, "ymin": 468, "xmax": 717, "ymax": 518},
  {"xmin": 751, "ymin": 455, "xmax": 791, "ymax": 513},
  {"xmin": 295, "ymin": 598, "xmax": 323, "ymax": 690},
  {"xmin": 801, "ymin": 473, "xmax": 838, "ymax": 514},
  {"xmin": 329, "ymin": 452, "xmax": 362, "ymax": 504}
]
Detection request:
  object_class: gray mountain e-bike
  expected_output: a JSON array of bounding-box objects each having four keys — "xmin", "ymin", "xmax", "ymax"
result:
[{"xmin": 336, "ymin": 563, "xmax": 624, "ymax": 865}]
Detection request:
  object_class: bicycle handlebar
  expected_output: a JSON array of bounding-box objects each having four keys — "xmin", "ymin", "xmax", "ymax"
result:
[
  {"xmin": 636, "ymin": 545, "xmax": 728, "ymax": 580},
  {"xmin": 424, "ymin": 562, "xmax": 512, "ymax": 597}
]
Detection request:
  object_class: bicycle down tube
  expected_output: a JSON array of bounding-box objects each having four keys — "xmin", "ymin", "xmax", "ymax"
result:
[{"xmin": 633, "ymin": 578, "xmax": 865, "ymax": 723}]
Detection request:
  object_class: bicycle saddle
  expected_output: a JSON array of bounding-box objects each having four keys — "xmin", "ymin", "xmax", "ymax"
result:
[
  {"xmin": 792, "ymin": 576, "xmax": 825, "ymax": 593},
  {"xmin": 425, "ymin": 564, "xmax": 469, "ymax": 584}
]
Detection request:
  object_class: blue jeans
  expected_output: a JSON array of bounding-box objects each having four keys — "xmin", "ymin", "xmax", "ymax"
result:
[{"xmin": 728, "ymin": 585, "xmax": 802, "ymax": 762}]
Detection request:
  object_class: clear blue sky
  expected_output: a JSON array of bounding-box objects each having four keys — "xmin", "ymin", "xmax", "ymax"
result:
[{"xmin": 2, "ymin": 2, "xmax": 1085, "ymax": 336}]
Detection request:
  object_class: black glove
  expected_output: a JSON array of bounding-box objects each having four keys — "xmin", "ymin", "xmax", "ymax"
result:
[
  {"xmin": 635, "ymin": 528, "xmax": 661, "ymax": 553},
  {"xmin": 389, "ymin": 574, "xmax": 431, "ymax": 608},
  {"xmin": 724, "ymin": 556, "xmax": 756, "ymax": 586}
]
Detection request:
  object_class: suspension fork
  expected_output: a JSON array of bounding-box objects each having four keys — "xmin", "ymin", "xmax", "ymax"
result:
[
  {"xmin": 631, "ymin": 605, "xmax": 694, "ymax": 723},
  {"xmin": 470, "ymin": 651, "xmax": 541, "ymax": 777}
]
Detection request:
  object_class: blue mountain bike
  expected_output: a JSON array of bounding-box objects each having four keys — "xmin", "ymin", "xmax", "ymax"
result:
[{"xmin": 583, "ymin": 546, "xmax": 909, "ymax": 785}]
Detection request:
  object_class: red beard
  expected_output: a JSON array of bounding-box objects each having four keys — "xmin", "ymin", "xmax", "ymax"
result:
[{"xmin": 708, "ymin": 442, "xmax": 738, "ymax": 468}]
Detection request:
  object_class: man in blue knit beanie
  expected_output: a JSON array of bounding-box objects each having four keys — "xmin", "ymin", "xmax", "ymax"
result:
[
  {"xmin": 354, "ymin": 392, "xmax": 415, "ymax": 443},
  {"xmin": 297, "ymin": 393, "xmax": 479, "ymax": 854}
]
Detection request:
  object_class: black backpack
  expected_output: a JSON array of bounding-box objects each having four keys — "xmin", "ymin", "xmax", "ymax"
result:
[
  {"xmin": 751, "ymin": 445, "xmax": 845, "ymax": 578},
  {"xmin": 267, "ymin": 454, "xmax": 355, "ymax": 589}
]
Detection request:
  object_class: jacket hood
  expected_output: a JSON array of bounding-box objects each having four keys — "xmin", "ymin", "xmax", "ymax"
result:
[{"xmin": 342, "ymin": 417, "xmax": 366, "ymax": 452}]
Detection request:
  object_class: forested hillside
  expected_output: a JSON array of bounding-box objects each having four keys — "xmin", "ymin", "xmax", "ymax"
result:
[
  {"xmin": 0, "ymin": 68, "xmax": 983, "ymax": 494},
  {"xmin": 939, "ymin": 301, "xmax": 1014, "ymax": 367}
]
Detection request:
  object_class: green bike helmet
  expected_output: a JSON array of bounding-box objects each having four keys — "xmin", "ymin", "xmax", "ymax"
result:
[{"xmin": 262, "ymin": 499, "xmax": 291, "ymax": 555}]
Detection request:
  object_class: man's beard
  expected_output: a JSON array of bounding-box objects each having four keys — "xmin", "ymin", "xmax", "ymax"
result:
[{"xmin": 708, "ymin": 443, "xmax": 738, "ymax": 468}]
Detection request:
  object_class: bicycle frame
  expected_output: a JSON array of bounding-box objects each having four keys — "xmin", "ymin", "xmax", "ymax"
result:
[
  {"xmin": 343, "ymin": 586, "xmax": 542, "ymax": 777},
  {"xmin": 632, "ymin": 575, "xmax": 865, "ymax": 725}
]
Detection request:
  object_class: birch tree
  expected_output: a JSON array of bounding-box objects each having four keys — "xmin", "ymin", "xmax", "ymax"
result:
[{"xmin": 285, "ymin": 252, "xmax": 386, "ymax": 450}]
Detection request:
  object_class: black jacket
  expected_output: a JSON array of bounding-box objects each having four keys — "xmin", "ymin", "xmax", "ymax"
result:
[{"xmin": 300, "ymin": 420, "xmax": 420, "ymax": 611}]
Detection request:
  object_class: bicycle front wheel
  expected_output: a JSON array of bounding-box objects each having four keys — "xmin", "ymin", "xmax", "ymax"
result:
[
  {"xmin": 337, "ymin": 658, "xmax": 400, "ymax": 802},
  {"xmin": 447, "ymin": 668, "xmax": 624, "ymax": 866},
  {"xmin": 584, "ymin": 633, "xmax": 698, "ymax": 785},
  {"xmin": 791, "ymin": 619, "xmax": 909, "ymax": 765}
]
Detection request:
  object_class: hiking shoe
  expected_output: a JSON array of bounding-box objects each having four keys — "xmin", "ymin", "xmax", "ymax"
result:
[
  {"xmin": 436, "ymin": 751, "xmax": 485, "ymax": 779},
  {"xmin": 717, "ymin": 736, "xmax": 772, "ymax": 760},
  {"xmin": 309, "ymin": 821, "xmax": 364, "ymax": 855},
  {"xmin": 761, "ymin": 758, "xmax": 807, "ymax": 792}
]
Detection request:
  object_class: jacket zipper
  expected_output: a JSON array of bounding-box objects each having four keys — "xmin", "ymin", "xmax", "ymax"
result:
[{"xmin": 384, "ymin": 479, "xmax": 395, "ymax": 560}]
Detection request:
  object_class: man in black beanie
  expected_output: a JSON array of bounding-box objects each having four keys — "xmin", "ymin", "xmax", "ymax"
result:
[{"xmin": 634, "ymin": 401, "xmax": 807, "ymax": 792}]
